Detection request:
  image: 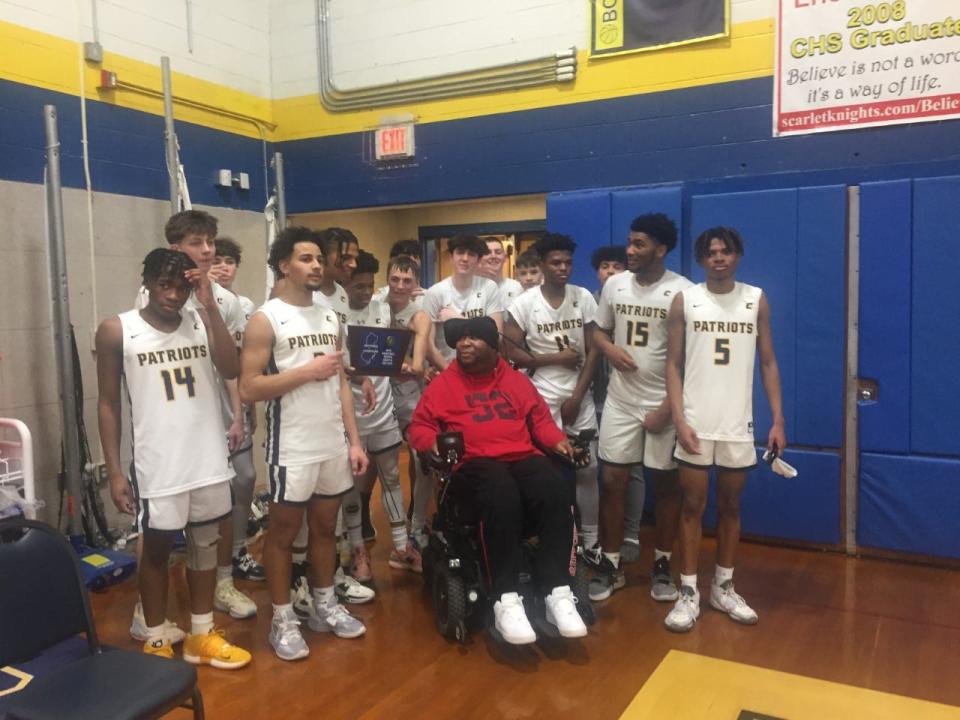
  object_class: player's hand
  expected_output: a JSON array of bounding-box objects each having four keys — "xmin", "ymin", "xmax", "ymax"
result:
[
  {"xmin": 208, "ymin": 266, "xmax": 228, "ymax": 285},
  {"xmin": 555, "ymin": 348, "xmax": 582, "ymax": 371},
  {"xmin": 184, "ymin": 268, "xmax": 215, "ymax": 309},
  {"xmin": 109, "ymin": 473, "xmax": 135, "ymax": 515},
  {"xmin": 552, "ymin": 439, "xmax": 574, "ymax": 460},
  {"xmin": 349, "ymin": 444, "xmax": 369, "ymax": 476},
  {"xmin": 642, "ymin": 406, "xmax": 671, "ymax": 434},
  {"xmin": 767, "ymin": 422, "xmax": 786, "ymax": 457},
  {"xmin": 560, "ymin": 396, "xmax": 582, "ymax": 427},
  {"xmin": 302, "ymin": 351, "xmax": 343, "ymax": 381},
  {"xmin": 361, "ymin": 377, "xmax": 376, "ymax": 414},
  {"xmin": 398, "ymin": 362, "xmax": 420, "ymax": 381},
  {"xmin": 438, "ymin": 306, "xmax": 463, "ymax": 322},
  {"xmin": 411, "ymin": 287, "xmax": 426, "ymax": 298},
  {"xmin": 675, "ymin": 421, "xmax": 701, "ymax": 455},
  {"xmin": 424, "ymin": 366, "xmax": 439, "ymax": 383},
  {"xmin": 607, "ymin": 345, "xmax": 638, "ymax": 373},
  {"xmin": 226, "ymin": 418, "xmax": 244, "ymax": 453}
]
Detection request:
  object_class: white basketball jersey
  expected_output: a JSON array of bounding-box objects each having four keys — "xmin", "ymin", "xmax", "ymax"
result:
[
  {"xmin": 258, "ymin": 298, "xmax": 346, "ymax": 466},
  {"xmin": 681, "ymin": 282, "xmax": 762, "ymax": 441},
  {"xmin": 509, "ymin": 285, "xmax": 597, "ymax": 407},
  {"xmin": 594, "ymin": 269, "xmax": 692, "ymax": 413},
  {"xmin": 423, "ymin": 276, "xmax": 504, "ymax": 361},
  {"xmin": 388, "ymin": 297, "xmax": 424, "ymax": 401},
  {"xmin": 498, "ymin": 277, "xmax": 524, "ymax": 306},
  {"xmin": 119, "ymin": 309, "xmax": 232, "ymax": 498},
  {"xmin": 313, "ymin": 282, "xmax": 349, "ymax": 327},
  {"xmin": 346, "ymin": 300, "xmax": 399, "ymax": 437}
]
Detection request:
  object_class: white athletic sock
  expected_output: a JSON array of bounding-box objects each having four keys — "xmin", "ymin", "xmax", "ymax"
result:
[
  {"xmin": 391, "ymin": 523, "xmax": 407, "ymax": 552},
  {"xmin": 680, "ymin": 573, "xmax": 697, "ymax": 591},
  {"xmin": 602, "ymin": 551, "xmax": 621, "ymax": 569},
  {"xmin": 655, "ymin": 549, "xmax": 672, "ymax": 562},
  {"xmin": 715, "ymin": 565, "xmax": 734, "ymax": 585},
  {"xmin": 313, "ymin": 586, "xmax": 335, "ymax": 609},
  {"xmin": 191, "ymin": 612, "xmax": 214, "ymax": 636},
  {"xmin": 145, "ymin": 622, "xmax": 166, "ymax": 642},
  {"xmin": 581, "ymin": 524, "xmax": 599, "ymax": 550},
  {"xmin": 216, "ymin": 565, "xmax": 232, "ymax": 584},
  {"xmin": 272, "ymin": 603, "xmax": 295, "ymax": 619},
  {"xmin": 292, "ymin": 551, "xmax": 307, "ymax": 565}
]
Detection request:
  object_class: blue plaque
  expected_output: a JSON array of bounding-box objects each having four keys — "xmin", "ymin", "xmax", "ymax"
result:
[{"xmin": 346, "ymin": 325, "xmax": 413, "ymax": 376}]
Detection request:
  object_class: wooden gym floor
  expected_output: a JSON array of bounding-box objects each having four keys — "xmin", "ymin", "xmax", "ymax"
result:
[{"xmin": 89, "ymin": 470, "xmax": 960, "ymax": 719}]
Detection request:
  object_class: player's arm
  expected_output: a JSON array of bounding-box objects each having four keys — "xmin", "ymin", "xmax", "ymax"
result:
[
  {"xmin": 504, "ymin": 314, "xmax": 579, "ymax": 371},
  {"xmin": 189, "ymin": 270, "xmax": 240, "ymax": 379},
  {"xmin": 336, "ymin": 334, "xmax": 369, "ymax": 476},
  {"xmin": 757, "ymin": 293, "xmax": 786, "ymax": 454},
  {"xmin": 95, "ymin": 317, "xmax": 134, "ymax": 514},
  {"xmin": 408, "ymin": 309, "xmax": 431, "ymax": 373},
  {"xmin": 490, "ymin": 310, "xmax": 503, "ymax": 334},
  {"xmin": 590, "ymin": 322, "xmax": 638, "ymax": 373},
  {"xmin": 561, "ymin": 343, "xmax": 601, "ymax": 427},
  {"xmin": 422, "ymin": 290, "xmax": 450, "ymax": 370},
  {"xmin": 666, "ymin": 292, "xmax": 699, "ymax": 454},
  {"xmin": 239, "ymin": 313, "xmax": 342, "ymax": 403},
  {"xmin": 224, "ymin": 379, "xmax": 244, "ymax": 452}
]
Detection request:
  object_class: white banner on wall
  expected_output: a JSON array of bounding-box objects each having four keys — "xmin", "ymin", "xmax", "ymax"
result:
[{"xmin": 775, "ymin": 0, "xmax": 960, "ymax": 136}]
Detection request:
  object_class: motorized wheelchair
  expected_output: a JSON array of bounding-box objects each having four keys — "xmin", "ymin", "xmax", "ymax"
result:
[{"xmin": 419, "ymin": 430, "xmax": 597, "ymax": 644}]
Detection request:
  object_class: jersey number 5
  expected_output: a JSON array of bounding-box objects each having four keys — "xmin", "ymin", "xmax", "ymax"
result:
[
  {"xmin": 714, "ymin": 338, "xmax": 730, "ymax": 365},
  {"xmin": 161, "ymin": 366, "xmax": 197, "ymax": 400},
  {"xmin": 626, "ymin": 320, "xmax": 649, "ymax": 347}
]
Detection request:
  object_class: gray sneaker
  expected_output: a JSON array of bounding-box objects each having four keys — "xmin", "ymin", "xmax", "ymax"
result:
[
  {"xmin": 308, "ymin": 601, "xmax": 366, "ymax": 639},
  {"xmin": 650, "ymin": 557, "xmax": 679, "ymax": 602},
  {"xmin": 269, "ymin": 613, "xmax": 309, "ymax": 661},
  {"xmin": 588, "ymin": 568, "xmax": 625, "ymax": 601},
  {"xmin": 619, "ymin": 539, "xmax": 641, "ymax": 563}
]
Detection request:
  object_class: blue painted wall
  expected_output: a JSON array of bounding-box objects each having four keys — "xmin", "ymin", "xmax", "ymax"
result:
[
  {"xmin": 0, "ymin": 78, "xmax": 269, "ymax": 210},
  {"xmin": 277, "ymin": 77, "xmax": 960, "ymax": 213}
]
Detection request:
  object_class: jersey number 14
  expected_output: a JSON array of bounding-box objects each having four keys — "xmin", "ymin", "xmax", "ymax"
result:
[{"xmin": 160, "ymin": 366, "xmax": 197, "ymax": 400}]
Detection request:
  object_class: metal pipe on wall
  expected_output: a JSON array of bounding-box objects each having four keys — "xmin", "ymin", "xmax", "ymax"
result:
[
  {"xmin": 273, "ymin": 152, "xmax": 287, "ymax": 229},
  {"xmin": 161, "ymin": 56, "xmax": 179, "ymax": 213},
  {"xmin": 43, "ymin": 104, "xmax": 83, "ymax": 538}
]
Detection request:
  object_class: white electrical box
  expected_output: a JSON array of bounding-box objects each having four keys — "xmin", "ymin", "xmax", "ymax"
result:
[
  {"xmin": 235, "ymin": 172, "xmax": 250, "ymax": 190},
  {"xmin": 216, "ymin": 169, "xmax": 232, "ymax": 187}
]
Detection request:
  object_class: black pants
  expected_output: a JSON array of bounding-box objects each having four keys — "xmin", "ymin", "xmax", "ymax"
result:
[{"xmin": 452, "ymin": 456, "xmax": 575, "ymax": 599}]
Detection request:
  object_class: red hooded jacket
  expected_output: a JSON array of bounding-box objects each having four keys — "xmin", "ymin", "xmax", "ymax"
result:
[{"xmin": 408, "ymin": 357, "xmax": 566, "ymax": 464}]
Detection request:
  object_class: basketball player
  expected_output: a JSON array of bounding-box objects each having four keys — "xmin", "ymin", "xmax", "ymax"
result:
[
  {"xmin": 479, "ymin": 236, "xmax": 524, "ymax": 305},
  {"xmin": 239, "ymin": 227, "xmax": 370, "ymax": 660},
  {"xmin": 97, "ymin": 248, "xmax": 251, "ymax": 667},
  {"xmin": 590, "ymin": 214, "xmax": 691, "ymax": 602},
  {"xmin": 341, "ymin": 250, "xmax": 421, "ymax": 577},
  {"xmin": 423, "ymin": 234, "xmax": 504, "ymax": 367},
  {"xmin": 373, "ymin": 239, "xmax": 425, "ymax": 302},
  {"xmin": 312, "ymin": 226, "xmax": 358, "ymax": 324},
  {"xmin": 504, "ymin": 233, "xmax": 600, "ymax": 557},
  {"xmin": 211, "ymin": 237, "xmax": 266, "ymax": 583},
  {"xmin": 515, "ymin": 249, "xmax": 543, "ymax": 291},
  {"xmin": 383, "ymin": 255, "xmax": 435, "ymax": 549},
  {"xmin": 130, "ymin": 210, "xmax": 256, "ymax": 637},
  {"xmin": 664, "ymin": 226, "xmax": 785, "ymax": 632}
]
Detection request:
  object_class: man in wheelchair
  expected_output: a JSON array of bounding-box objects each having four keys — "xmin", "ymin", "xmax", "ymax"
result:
[{"xmin": 408, "ymin": 316, "xmax": 588, "ymax": 644}]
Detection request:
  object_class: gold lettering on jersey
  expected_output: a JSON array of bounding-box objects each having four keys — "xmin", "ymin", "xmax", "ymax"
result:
[
  {"xmin": 615, "ymin": 303, "xmax": 667, "ymax": 319},
  {"xmin": 692, "ymin": 320, "xmax": 755, "ymax": 334},
  {"xmin": 136, "ymin": 345, "xmax": 208, "ymax": 367},
  {"xmin": 536, "ymin": 318, "xmax": 584, "ymax": 334},
  {"xmin": 288, "ymin": 333, "xmax": 338, "ymax": 349},
  {"xmin": 462, "ymin": 309, "xmax": 485, "ymax": 319}
]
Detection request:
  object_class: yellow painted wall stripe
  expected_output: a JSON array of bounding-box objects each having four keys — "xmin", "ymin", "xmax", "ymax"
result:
[{"xmin": 0, "ymin": 17, "xmax": 773, "ymax": 143}]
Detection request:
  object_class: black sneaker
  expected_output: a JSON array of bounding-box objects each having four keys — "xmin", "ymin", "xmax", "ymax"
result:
[
  {"xmin": 650, "ymin": 556, "xmax": 679, "ymax": 602},
  {"xmin": 232, "ymin": 547, "xmax": 267, "ymax": 581},
  {"xmin": 579, "ymin": 543, "xmax": 605, "ymax": 572}
]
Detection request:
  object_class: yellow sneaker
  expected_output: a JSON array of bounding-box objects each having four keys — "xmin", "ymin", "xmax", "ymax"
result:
[
  {"xmin": 183, "ymin": 628, "xmax": 252, "ymax": 670},
  {"xmin": 143, "ymin": 638, "xmax": 174, "ymax": 659}
]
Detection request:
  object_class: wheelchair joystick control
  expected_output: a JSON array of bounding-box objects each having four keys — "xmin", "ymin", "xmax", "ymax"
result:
[{"xmin": 437, "ymin": 431, "xmax": 465, "ymax": 467}]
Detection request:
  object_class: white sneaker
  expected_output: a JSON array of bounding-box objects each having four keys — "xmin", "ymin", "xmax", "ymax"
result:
[
  {"xmin": 544, "ymin": 586, "xmax": 587, "ymax": 638},
  {"xmin": 709, "ymin": 579, "xmax": 758, "ymax": 625},
  {"xmin": 308, "ymin": 601, "xmax": 366, "ymax": 639},
  {"xmin": 335, "ymin": 566, "xmax": 376, "ymax": 604},
  {"xmin": 129, "ymin": 601, "xmax": 186, "ymax": 644},
  {"xmin": 214, "ymin": 578, "xmax": 257, "ymax": 619},
  {"xmin": 291, "ymin": 575, "xmax": 315, "ymax": 618},
  {"xmin": 269, "ymin": 611, "xmax": 310, "ymax": 661},
  {"xmin": 493, "ymin": 592, "xmax": 536, "ymax": 645},
  {"xmin": 664, "ymin": 585, "xmax": 700, "ymax": 633}
]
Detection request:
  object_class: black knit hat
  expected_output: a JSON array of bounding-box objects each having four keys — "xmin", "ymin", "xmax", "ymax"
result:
[{"xmin": 443, "ymin": 316, "xmax": 499, "ymax": 350}]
